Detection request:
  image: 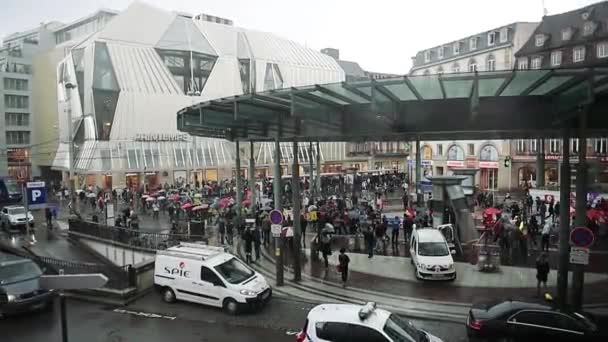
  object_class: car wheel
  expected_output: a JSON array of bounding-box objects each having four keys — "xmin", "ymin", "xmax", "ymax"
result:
[
  {"xmin": 161, "ymin": 288, "xmax": 176, "ymax": 303},
  {"xmin": 223, "ymin": 298, "xmax": 239, "ymax": 315},
  {"xmin": 414, "ymin": 267, "xmax": 421, "ymax": 281}
]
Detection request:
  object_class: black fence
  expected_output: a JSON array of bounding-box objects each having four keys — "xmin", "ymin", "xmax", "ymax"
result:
[{"xmin": 68, "ymin": 219, "xmax": 206, "ymax": 251}]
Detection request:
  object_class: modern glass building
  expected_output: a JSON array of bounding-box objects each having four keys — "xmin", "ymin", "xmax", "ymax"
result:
[{"xmin": 53, "ymin": 2, "xmax": 345, "ymax": 189}]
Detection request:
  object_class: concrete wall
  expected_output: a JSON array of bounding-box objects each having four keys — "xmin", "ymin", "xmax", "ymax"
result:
[{"xmin": 75, "ymin": 234, "xmax": 156, "ymax": 267}]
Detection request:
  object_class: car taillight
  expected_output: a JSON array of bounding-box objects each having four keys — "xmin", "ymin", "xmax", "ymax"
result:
[
  {"xmin": 296, "ymin": 319, "xmax": 308, "ymax": 342},
  {"xmin": 468, "ymin": 319, "xmax": 483, "ymax": 330}
]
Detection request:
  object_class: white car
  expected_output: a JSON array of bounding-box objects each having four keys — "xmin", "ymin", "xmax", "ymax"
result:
[
  {"xmin": 409, "ymin": 228, "xmax": 456, "ymax": 281},
  {"xmin": 154, "ymin": 242, "xmax": 271, "ymax": 315},
  {"xmin": 0, "ymin": 205, "xmax": 34, "ymax": 231},
  {"xmin": 296, "ymin": 302, "xmax": 444, "ymax": 342}
]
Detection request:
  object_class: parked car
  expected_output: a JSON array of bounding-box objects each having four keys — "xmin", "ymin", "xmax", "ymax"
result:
[
  {"xmin": 466, "ymin": 299, "xmax": 608, "ymax": 341},
  {"xmin": 0, "ymin": 205, "xmax": 34, "ymax": 232},
  {"xmin": 409, "ymin": 228, "xmax": 456, "ymax": 280},
  {"xmin": 296, "ymin": 302, "xmax": 444, "ymax": 342},
  {"xmin": 154, "ymin": 242, "xmax": 271, "ymax": 315},
  {"xmin": 0, "ymin": 177, "xmax": 22, "ymax": 205},
  {"xmin": 0, "ymin": 253, "xmax": 54, "ymax": 316}
]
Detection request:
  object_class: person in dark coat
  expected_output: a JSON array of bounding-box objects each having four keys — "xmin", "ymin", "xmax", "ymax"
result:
[
  {"xmin": 338, "ymin": 248, "xmax": 350, "ymax": 287},
  {"xmin": 536, "ymin": 253, "xmax": 550, "ymax": 297},
  {"xmin": 242, "ymin": 228, "xmax": 254, "ymax": 264},
  {"xmin": 253, "ymin": 228, "xmax": 261, "ymax": 262},
  {"xmin": 363, "ymin": 226, "xmax": 375, "ymax": 258}
]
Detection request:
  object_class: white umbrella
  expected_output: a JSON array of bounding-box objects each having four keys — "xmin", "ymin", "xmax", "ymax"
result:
[
  {"xmin": 141, "ymin": 195, "xmax": 149, "ymax": 199},
  {"xmin": 146, "ymin": 197, "xmax": 155, "ymax": 202},
  {"xmin": 157, "ymin": 196, "xmax": 166, "ymax": 200},
  {"xmin": 87, "ymin": 192, "xmax": 96, "ymax": 198},
  {"xmin": 194, "ymin": 193, "xmax": 202, "ymax": 198}
]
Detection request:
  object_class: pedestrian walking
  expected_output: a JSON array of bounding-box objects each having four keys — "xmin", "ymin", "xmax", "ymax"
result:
[
  {"xmin": 536, "ymin": 253, "xmax": 550, "ymax": 297},
  {"xmin": 363, "ymin": 226, "xmax": 375, "ymax": 258},
  {"xmin": 243, "ymin": 227, "xmax": 254, "ymax": 264},
  {"xmin": 541, "ymin": 220, "xmax": 551, "ymax": 252},
  {"xmin": 390, "ymin": 216, "xmax": 400, "ymax": 252},
  {"xmin": 218, "ymin": 217, "xmax": 226, "ymax": 245},
  {"xmin": 338, "ymin": 248, "xmax": 350, "ymax": 287},
  {"xmin": 152, "ymin": 201, "xmax": 159, "ymax": 220},
  {"xmin": 253, "ymin": 227, "xmax": 261, "ymax": 262},
  {"xmin": 320, "ymin": 229, "xmax": 332, "ymax": 268}
]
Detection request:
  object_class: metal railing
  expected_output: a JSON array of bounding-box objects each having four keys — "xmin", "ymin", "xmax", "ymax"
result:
[{"xmin": 68, "ymin": 219, "xmax": 206, "ymax": 251}]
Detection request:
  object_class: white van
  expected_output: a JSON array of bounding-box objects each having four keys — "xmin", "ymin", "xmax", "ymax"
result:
[
  {"xmin": 409, "ymin": 228, "xmax": 456, "ymax": 281},
  {"xmin": 154, "ymin": 242, "xmax": 271, "ymax": 314}
]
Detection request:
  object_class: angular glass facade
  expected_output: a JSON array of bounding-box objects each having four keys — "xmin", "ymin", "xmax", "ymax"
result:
[{"xmin": 92, "ymin": 42, "xmax": 119, "ymax": 140}]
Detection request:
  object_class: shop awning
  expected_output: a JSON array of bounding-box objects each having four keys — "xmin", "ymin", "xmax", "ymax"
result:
[{"xmin": 177, "ymin": 67, "xmax": 608, "ymax": 142}]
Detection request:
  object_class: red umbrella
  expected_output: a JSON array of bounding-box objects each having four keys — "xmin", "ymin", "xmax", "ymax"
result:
[
  {"xmin": 242, "ymin": 199, "xmax": 251, "ymax": 207},
  {"xmin": 587, "ymin": 208, "xmax": 608, "ymax": 222},
  {"xmin": 483, "ymin": 207, "xmax": 501, "ymax": 216},
  {"xmin": 169, "ymin": 194, "xmax": 180, "ymax": 201},
  {"xmin": 181, "ymin": 202, "xmax": 193, "ymax": 210}
]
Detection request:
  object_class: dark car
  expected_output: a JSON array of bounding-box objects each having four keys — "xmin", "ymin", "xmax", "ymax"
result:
[
  {"xmin": 0, "ymin": 253, "xmax": 54, "ymax": 316},
  {"xmin": 466, "ymin": 300, "xmax": 606, "ymax": 342},
  {"xmin": 0, "ymin": 177, "xmax": 22, "ymax": 205}
]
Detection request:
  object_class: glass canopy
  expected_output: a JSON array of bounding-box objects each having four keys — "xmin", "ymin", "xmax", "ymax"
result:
[{"xmin": 177, "ymin": 67, "xmax": 608, "ymax": 142}]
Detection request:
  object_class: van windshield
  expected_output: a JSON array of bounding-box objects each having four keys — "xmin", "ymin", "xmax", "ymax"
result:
[
  {"xmin": 4, "ymin": 179, "xmax": 21, "ymax": 194},
  {"xmin": 0, "ymin": 261, "xmax": 42, "ymax": 285},
  {"xmin": 418, "ymin": 242, "xmax": 449, "ymax": 257},
  {"xmin": 214, "ymin": 257, "xmax": 254, "ymax": 284}
]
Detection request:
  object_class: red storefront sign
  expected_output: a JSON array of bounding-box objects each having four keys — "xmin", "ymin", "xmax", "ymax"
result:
[
  {"xmin": 447, "ymin": 160, "xmax": 464, "ymax": 168},
  {"xmin": 479, "ymin": 161, "xmax": 499, "ymax": 168}
]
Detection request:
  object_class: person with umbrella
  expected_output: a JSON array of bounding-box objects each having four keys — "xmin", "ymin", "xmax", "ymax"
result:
[{"xmin": 320, "ymin": 223, "xmax": 334, "ymax": 268}]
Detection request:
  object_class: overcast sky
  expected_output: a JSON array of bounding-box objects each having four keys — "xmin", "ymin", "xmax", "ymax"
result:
[{"xmin": 0, "ymin": 0, "xmax": 600, "ymax": 73}]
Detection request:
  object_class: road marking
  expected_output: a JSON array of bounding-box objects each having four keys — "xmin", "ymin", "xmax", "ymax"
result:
[{"xmin": 113, "ymin": 308, "xmax": 176, "ymax": 320}]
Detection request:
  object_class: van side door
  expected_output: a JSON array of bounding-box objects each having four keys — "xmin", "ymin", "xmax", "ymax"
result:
[{"xmin": 191, "ymin": 266, "xmax": 225, "ymax": 307}]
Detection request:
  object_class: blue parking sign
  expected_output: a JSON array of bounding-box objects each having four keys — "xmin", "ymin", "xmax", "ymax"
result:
[{"xmin": 26, "ymin": 181, "xmax": 47, "ymax": 208}]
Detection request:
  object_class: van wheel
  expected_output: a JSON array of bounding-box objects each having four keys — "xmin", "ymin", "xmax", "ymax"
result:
[
  {"xmin": 223, "ymin": 298, "xmax": 239, "ymax": 315},
  {"xmin": 162, "ymin": 288, "xmax": 176, "ymax": 303}
]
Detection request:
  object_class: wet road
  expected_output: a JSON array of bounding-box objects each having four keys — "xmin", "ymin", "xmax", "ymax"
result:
[{"xmin": 1, "ymin": 293, "xmax": 469, "ymax": 342}]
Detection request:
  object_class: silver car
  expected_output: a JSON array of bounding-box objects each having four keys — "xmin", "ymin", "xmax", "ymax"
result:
[{"xmin": 0, "ymin": 253, "xmax": 54, "ymax": 316}]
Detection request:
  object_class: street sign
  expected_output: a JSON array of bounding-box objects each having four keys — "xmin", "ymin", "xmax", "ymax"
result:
[
  {"xmin": 271, "ymin": 224, "xmax": 282, "ymax": 237},
  {"xmin": 570, "ymin": 247, "xmax": 590, "ymax": 265},
  {"xmin": 26, "ymin": 181, "xmax": 46, "ymax": 209},
  {"xmin": 570, "ymin": 226, "xmax": 595, "ymax": 248},
  {"xmin": 39, "ymin": 273, "xmax": 109, "ymax": 290},
  {"xmin": 269, "ymin": 209, "xmax": 283, "ymax": 225}
]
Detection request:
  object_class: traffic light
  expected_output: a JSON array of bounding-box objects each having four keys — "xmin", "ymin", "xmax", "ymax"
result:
[{"xmin": 504, "ymin": 156, "xmax": 511, "ymax": 168}]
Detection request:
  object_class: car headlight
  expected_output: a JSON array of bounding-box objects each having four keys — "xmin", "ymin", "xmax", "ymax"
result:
[
  {"xmin": 7, "ymin": 294, "xmax": 16, "ymax": 302},
  {"xmin": 417, "ymin": 263, "xmax": 427, "ymax": 269},
  {"xmin": 240, "ymin": 289, "xmax": 257, "ymax": 296},
  {"xmin": 448, "ymin": 264, "xmax": 454, "ymax": 270}
]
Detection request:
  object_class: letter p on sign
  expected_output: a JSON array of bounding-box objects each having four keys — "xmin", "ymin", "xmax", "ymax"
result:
[{"xmin": 32, "ymin": 190, "xmax": 42, "ymax": 202}]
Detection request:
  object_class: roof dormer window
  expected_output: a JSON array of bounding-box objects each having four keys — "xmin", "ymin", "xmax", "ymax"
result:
[
  {"xmin": 438, "ymin": 46, "xmax": 444, "ymax": 59},
  {"xmin": 562, "ymin": 27, "xmax": 573, "ymax": 41},
  {"xmin": 424, "ymin": 50, "xmax": 431, "ymax": 63},
  {"xmin": 470, "ymin": 37, "xmax": 477, "ymax": 50},
  {"xmin": 488, "ymin": 32, "xmax": 496, "ymax": 46},
  {"xmin": 535, "ymin": 34, "xmax": 546, "ymax": 47},
  {"xmin": 583, "ymin": 21, "xmax": 597, "ymax": 36},
  {"xmin": 499, "ymin": 27, "xmax": 508, "ymax": 43},
  {"xmin": 453, "ymin": 42, "xmax": 460, "ymax": 55}
]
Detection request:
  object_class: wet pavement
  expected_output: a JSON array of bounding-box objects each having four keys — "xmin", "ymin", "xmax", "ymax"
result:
[
  {"xmin": 266, "ymin": 243, "xmax": 608, "ymax": 306},
  {"xmin": 0, "ymin": 292, "xmax": 469, "ymax": 342}
]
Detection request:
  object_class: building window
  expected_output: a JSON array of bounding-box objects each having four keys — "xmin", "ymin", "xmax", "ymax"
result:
[
  {"xmin": 4, "ymin": 95, "xmax": 28, "ymax": 109},
  {"xmin": 263, "ymin": 63, "xmax": 284, "ymax": 90},
  {"xmin": 595, "ymin": 138, "xmax": 607, "ymax": 154},
  {"xmin": 480, "ymin": 145, "xmax": 498, "ymax": 161},
  {"xmin": 549, "ymin": 139, "xmax": 560, "ymax": 153},
  {"xmin": 437, "ymin": 47, "xmax": 444, "ymax": 59},
  {"xmin": 531, "ymin": 56, "xmax": 542, "ymax": 69},
  {"xmin": 488, "ymin": 32, "xmax": 496, "ymax": 46},
  {"xmin": 5, "ymin": 112, "xmax": 29, "ymax": 126},
  {"xmin": 597, "ymin": 42, "xmax": 608, "ymax": 58},
  {"xmin": 447, "ymin": 145, "xmax": 464, "ymax": 160},
  {"xmin": 535, "ymin": 34, "xmax": 545, "ymax": 47},
  {"xmin": 163, "ymin": 55, "xmax": 185, "ymax": 68},
  {"xmin": 453, "ymin": 42, "xmax": 460, "ymax": 55},
  {"xmin": 530, "ymin": 139, "xmax": 538, "ymax": 153},
  {"xmin": 571, "ymin": 138, "xmax": 579, "ymax": 154},
  {"xmin": 573, "ymin": 46, "xmax": 586, "ymax": 63},
  {"xmin": 551, "ymin": 50, "xmax": 562, "ymax": 66},
  {"xmin": 437, "ymin": 144, "xmax": 443, "ymax": 156},
  {"xmin": 486, "ymin": 55, "xmax": 496, "ymax": 71},
  {"xmin": 468, "ymin": 143, "xmax": 475, "ymax": 156},
  {"xmin": 518, "ymin": 58, "xmax": 528, "ymax": 70},
  {"xmin": 470, "ymin": 37, "xmax": 477, "ymax": 50},
  {"xmin": 424, "ymin": 51, "xmax": 431, "ymax": 63},
  {"xmin": 562, "ymin": 28, "xmax": 573, "ymax": 41},
  {"xmin": 3, "ymin": 62, "xmax": 31, "ymax": 74},
  {"xmin": 500, "ymin": 27, "xmax": 508, "ymax": 43},
  {"xmin": 5, "ymin": 131, "xmax": 30, "ymax": 145},
  {"xmin": 583, "ymin": 21, "xmax": 596, "ymax": 36},
  {"xmin": 452, "ymin": 63, "xmax": 460, "ymax": 73},
  {"xmin": 516, "ymin": 140, "xmax": 526, "ymax": 153},
  {"xmin": 3, "ymin": 78, "xmax": 28, "ymax": 91},
  {"xmin": 468, "ymin": 59, "xmax": 478, "ymax": 72}
]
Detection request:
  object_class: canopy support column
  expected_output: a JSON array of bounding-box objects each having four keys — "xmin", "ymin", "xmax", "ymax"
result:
[
  {"xmin": 235, "ymin": 140, "xmax": 242, "ymax": 220},
  {"xmin": 316, "ymin": 142, "xmax": 321, "ymax": 198},
  {"xmin": 309, "ymin": 141, "xmax": 315, "ymax": 199},
  {"xmin": 273, "ymin": 138, "xmax": 284, "ymax": 287},
  {"xmin": 415, "ymin": 138, "xmax": 423, "ymax": 206},
  {"xmin": 536, "ymin": 138, "xmax": 545, "ymax": 188},
  {"xmin": 292, "ymin": 140, "xmax": 302, "ymax": 282},
  {"xmin": 572, "ymin": 110, "xmax": 588, "ymax": 310},
  {"xmin": 249, "ymin": 141, "xmax": 256, "ymax": 209},
  {"xmin": 557, "ymin": 127, "xmax": 570, "ymax": 310}
]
